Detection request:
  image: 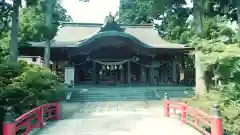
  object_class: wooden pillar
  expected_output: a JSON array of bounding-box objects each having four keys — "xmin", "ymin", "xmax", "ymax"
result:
[
  {"xmin": 176, "ymin": 56, "xmax": 181, "ymax": 84},
  {"xmin": 120, "ymin": 67, "xmax": 124, "ymax": 83},
  {"xmin": 160, "ymin": 64, "xmax": 164, "ymax": 83},
  {"xmin": 172, "ymin": 57, "xmax": 177, "ymax": 84},
  {"xmin": 151, "ymin": 60, "xmax": 160, "ymax": 85},
  {"xmin": 140, "ymin": 67, "xmax": 147, "ymax": 82},
  {"xmin": 160, "ymin": 68, "xmax": 163, "ymax": 83},
  {"xmin": 127, "ymin": 61, "xmax": 131, "ymax": 84},
  {"xmin": 92, "ymin": 61, "xmax": 97, "ymax": 84},
  {"xmin": 180, "ymin": 55, "xmax": 185, "ymax": 83},
  {"xmin": 150, "ymin": 67, "xmax": 154, "ymax": 85},
  {"xmin": 147, "ymin": 67, "xmax": 152, "ymax": 85}
]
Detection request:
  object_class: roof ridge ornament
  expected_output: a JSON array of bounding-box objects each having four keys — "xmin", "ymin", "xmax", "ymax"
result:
[
  {"xmin": 105, "ymin": 12, "xmax": 115, "ymax": 23},
  {"xmin": 100, "ymin": 12, "xmax": 125, "ymax": 32}
]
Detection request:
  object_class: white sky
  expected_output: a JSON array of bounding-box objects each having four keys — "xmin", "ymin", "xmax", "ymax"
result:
[
  {"xmin": 61, "ymin": 0, "xmax": 193, "ymax": 23},
  {"xmin": 5, "ymin": 0, "xmax": 192, "ymax": 23},
  {"xmin": 62, "ymin": 0, "xmax": 120, "ymax": 23}
]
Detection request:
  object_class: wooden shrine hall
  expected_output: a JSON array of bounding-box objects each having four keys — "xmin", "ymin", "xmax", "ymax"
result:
[{"xmin": 19, "ymin": 14, "xmax": 194, "ymax": 86}]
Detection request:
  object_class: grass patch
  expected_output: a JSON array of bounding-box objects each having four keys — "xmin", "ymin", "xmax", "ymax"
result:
[
  {"xmin": 182, "ymin": 91, "xmax": 221, "ymax": 113},
  {"xmin": 182, "ymin": 91, "xmax": 238, "ymax": 116},
  {"xmin": 182, "ymin": 91, "xmax": 240, "ymax": 135}
]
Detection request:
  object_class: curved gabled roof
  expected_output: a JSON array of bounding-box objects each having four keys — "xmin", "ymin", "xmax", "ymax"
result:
[
  {"xmin": 25, "ymin": 16, "xmax": 190, "ymax": 50},
  {"xmin": 52, "ymin": 21, "xmax": 186, "ymax": 49}
]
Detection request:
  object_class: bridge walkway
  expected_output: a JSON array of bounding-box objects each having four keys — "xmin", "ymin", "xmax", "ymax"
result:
[{"xmin": 35, "ymin": 101, "xmax": 202, "ymax": 135}]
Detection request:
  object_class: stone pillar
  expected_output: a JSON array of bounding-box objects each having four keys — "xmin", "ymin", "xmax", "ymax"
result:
[
  {"xmin": 92, "ymin": 61, "xmax": 97, "ymax": 84},
  {"xmin": 127, "ymin": 61, "xmax": 131, "ymax": 84},
  {"xmin": 64, "ymin": 66, "xmax": 75, "ymax": 84}
]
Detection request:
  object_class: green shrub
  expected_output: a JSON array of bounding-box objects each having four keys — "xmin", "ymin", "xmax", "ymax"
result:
[
  {"xmin": 183, "ymin": 91, "xmax": 240, "ymax": 135},
  {"xmin": 0, "ymin": 61, "xmax": 61, "ymax": 115}
]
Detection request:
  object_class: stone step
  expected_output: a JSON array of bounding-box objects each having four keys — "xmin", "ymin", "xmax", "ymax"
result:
[
  {"xmin": 69, "ymin": 94, "xmax": 157, "ymax": 102},
  {"xmin": 67, "ymin": 89, "xmax": 193, "ymax": 102},
  {"xmin": 70, "ymin": 95, "xmax": 156, "ymax": 100},
  {"xmin": 68, "ymin": 98, "xmax": 158, "ymax": 102},
  {"xmin": 70, "ymin": 94, "xmax": 155, "ymax": 98}
]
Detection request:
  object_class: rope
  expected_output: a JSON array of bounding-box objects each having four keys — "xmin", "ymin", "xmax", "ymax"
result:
[
  {"xmin": 132, "ymin": 60, "xmax": 169, "ymax": 68},
  {"xmin": 71, "ymin": 60, "xmax": 89, "ymax": 66},
  {"xmin": 93, "ymin": 59, "xmax": 130, "ymax": 65},
  {"xmin": 68, "ymin": 59, "xmax": 170, "ymax": 68}
]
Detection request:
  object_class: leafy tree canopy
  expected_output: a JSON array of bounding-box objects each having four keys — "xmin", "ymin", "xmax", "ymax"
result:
[{"xmin": 0, "ymin": 0, "xmax": 72, "ymax": 63}]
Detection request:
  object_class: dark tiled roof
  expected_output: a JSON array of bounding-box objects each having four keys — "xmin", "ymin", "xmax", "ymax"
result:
[{"xmin": 26, "ymin": 22, "xmax": 188, "ymax": 49}]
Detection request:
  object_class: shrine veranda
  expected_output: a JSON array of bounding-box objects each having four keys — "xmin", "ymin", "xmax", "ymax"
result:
[{"xmin": 19, "ymin": 14, "xmax": 194, "ymax": 86}]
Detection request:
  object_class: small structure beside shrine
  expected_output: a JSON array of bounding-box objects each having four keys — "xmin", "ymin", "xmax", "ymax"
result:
[{"xmin": 19, "ymin": 13, "xmax": 194, "ymax": 86}]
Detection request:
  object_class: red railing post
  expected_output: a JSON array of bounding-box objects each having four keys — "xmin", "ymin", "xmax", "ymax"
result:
[
  {"xmin": 38, "ymin": 107, "xmax": 44, "ymax": 128},
  {"xmin": 3, "ymin": 107, "xmax": 16, "ymax": 135},
  {"xmin": 164, "ymin": 93, "xmax": 170, "ymax": 117},
  {"xmin": 181, "ymin": 103, "xmax": 187, "ymax": 124},
  {"xmin": 55, "ymin": 102, "xmax": 61, "ymax": 120},
  {"xmin": 211, "ymin": 104, "xmax": 223, "ymax": 135}
]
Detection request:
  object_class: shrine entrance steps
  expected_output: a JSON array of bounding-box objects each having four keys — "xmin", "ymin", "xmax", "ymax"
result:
[
  {"xmin": 65, "ymin": 86, "xmax": 194, "ymax": 102},
  {"xmin": 35, "ymin": 101, "xmax": 201, "ymax": 135}
]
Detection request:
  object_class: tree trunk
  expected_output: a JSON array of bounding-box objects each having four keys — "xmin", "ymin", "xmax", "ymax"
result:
[
  {"xmin": 236, "ymin": 1, "xmax": 240, "ymax": 39},
  {"xmin": 44, "ymin": 40, "xmax": 51, "ymax": 68},
  {"xmin": 193, "ymin": 0, "xmax": 203, "ymax": 36},
  {"xmin": 44, "ymin": 0, "xmax": 55, "ymax": 68},
  {"xmin": 193, "ymin": 0, "xmax": 206, "ymax": 96},
  {"xmin": 195, "ymin": 51, "xmax": 207, "ymax": 96},
  {"xmin": 9, "ymin": 0, "xmax": 20, "ymax": 62}
]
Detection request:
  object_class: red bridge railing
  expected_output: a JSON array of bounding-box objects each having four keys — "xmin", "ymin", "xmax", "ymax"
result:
[
  {"xmin": 3, "ymin": 102, "xmax": 61, "ymax": 135},
  {"xmin": 163, "ymin": 93, "xmax": 223, "ymax": 135}
]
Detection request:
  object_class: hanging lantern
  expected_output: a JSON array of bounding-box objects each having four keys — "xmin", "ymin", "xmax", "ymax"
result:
[
  {"xmin": 119, "ymin": 64, "xmax": 123, "ymax": 69},
  {"xmin": 114, "ymin": 65, "xmax": 117, "ymax": 69},
  {"xmin": 106, "ymin": 65, "xmax": 110, "ymax": 70}
]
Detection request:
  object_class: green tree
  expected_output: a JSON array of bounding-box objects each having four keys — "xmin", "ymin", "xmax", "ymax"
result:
[
  {"xmin": 42, "ymin": 0, "xmax": 84, "ymax": 68},
  {"xmin": 0, "ymin": 0, "xmax": 72, "ymax": 64},
  {"xmin": 235, "ymin": 0, "xmax": 240, "ymax": 39},
  {"xmin": 117, "ymin": 0, "xmax": 153, "ymax": 24},
  {"xmin": 0, "ymin": 2, "xmax": 12, "ymax": 38},
  {"xmin": 19, "ymin": 7, "xmax": 45, "ymax": 42},
  {"xmin": 117, "ymin": 0, "xmax": 186, "ymax": 24}
]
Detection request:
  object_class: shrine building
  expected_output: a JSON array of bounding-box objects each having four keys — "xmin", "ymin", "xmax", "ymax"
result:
[{"xmin": 19, "ymin": 14, "xmax": 194, "ymax": 86}]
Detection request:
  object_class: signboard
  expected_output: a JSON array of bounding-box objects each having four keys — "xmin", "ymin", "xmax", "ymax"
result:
[{"xmin": 64, "ymin": 67, "xmax": 75, "ymax": 84}]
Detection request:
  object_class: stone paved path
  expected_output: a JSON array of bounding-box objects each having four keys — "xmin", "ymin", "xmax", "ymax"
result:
[{"xmin": 36, "ymin": 101, "xmax": 202, "ymax": 135}]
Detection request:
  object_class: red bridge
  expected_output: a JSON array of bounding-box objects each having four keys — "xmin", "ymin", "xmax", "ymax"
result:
[{"xmin": 3, "ymin": 93, "xmax": 223, "ymax": 135}]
